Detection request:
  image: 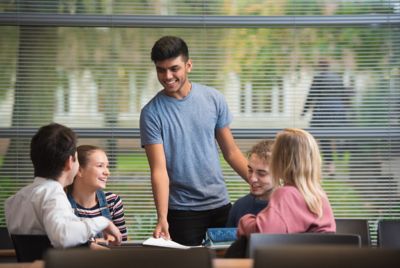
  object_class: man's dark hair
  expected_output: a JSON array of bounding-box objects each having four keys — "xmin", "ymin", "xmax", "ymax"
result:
[
  {"xmin": 30, "ymin": 123, "xmax": 77, "ymax": 179},
  {"xmin": 151, "ymin": 36, "xmax": 189, "ymax": 63}
]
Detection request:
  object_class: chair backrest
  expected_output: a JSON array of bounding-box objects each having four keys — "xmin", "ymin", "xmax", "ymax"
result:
[
  {"xmin": 335, "ymin": 218, "xmax": 371, "ymax": 246},
  {"xmin": 0, "ymin": 227, "xmax": 16, "ymax": 263},
  {"xmin": 0, "ymin": 227, "xmax": 13, "ymax": 249},
  {"xmin": 253, "ymin": 246, "xmax": 400, "ymax": 268},
  {"xmin": 11, "ymin": 234, "xmax": 53, "ymax": 262},
  {"xmin": 249, "ymin": 233, "xmax": 361, "ymax": 258},
  {"xmin": 45, "ymin": 247, "xmax": 213, "ymax": 268},
  {"xmin": 377, "ymin": 219, "xmax": 400, "ymax": 248}
]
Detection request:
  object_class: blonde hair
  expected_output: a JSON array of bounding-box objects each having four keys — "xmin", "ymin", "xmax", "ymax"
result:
[{"xmin": 270, "ymin": 128, "xmax": 325, "ymax": 218}]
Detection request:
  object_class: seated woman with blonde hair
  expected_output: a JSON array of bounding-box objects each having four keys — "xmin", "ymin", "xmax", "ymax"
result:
[
  {"xmin": 237, "ymin": 128, "xmax": 335, "ymax": 236},
  {"xmin": 67, "ymin": 145, "xmax": 128, "ymax": 243}
]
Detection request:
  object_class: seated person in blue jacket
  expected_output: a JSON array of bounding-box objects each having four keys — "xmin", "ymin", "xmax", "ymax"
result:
[
  {"xmin": 66, "ymin": 145, "xmax": 128, "ymax": 242},
  {"xmin": 5, "ymin": 123, "xmax": 122, "ymax": 248},
  {"xmin": 226, "ymin": 140, "xmax": 275, "ymax": 227}
]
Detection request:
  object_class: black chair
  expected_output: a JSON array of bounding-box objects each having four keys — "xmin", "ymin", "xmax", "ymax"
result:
[
  {"xmin": 249, "ymin": 233, "xmax": 361, "ymax": 258},
  {"xmin": 0, "ymin": 227, "xmax": 14, "ymax": 250},
  {"xmin": 335, "ymin": 218, "xmax": 371, "ymax": 246},
  {"xmin": 11, "ymin": 234, "xmax": 53, "ymax": 262},
  {"xmin": 377, "ymin": 219, "xmax": 400, "ymax": 248},
  {"xmin": 224, "ymin": 236, "xmax": 248, "ymax": 258},
  {"xmin": 253, "ymin": 246, "xmax": 400, "ymax": 268},
  {"xmin": 0, "ymin": 227, "xmax": 16, "ymax": 263},
  {"xmin": 44, "ymin": 247, "xmax": 213, "ymax": 268}
]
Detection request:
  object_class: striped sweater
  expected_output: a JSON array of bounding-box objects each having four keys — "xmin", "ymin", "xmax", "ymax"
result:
[{"xmin": 73, "ymin": 192, "xmax": 128, "ymax": 241}]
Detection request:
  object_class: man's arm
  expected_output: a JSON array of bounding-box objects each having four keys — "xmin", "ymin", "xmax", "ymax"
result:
[
  {"xmin": 144, "ymin": 143, "xmax": 170, "ymax": 239},
  {"xmin": 41, "ymin": 188, "xmax": 111, "ymax": 248},
  {"xmin": 216, "ymin": 127, "xmax": 248, "ymax": 183}
]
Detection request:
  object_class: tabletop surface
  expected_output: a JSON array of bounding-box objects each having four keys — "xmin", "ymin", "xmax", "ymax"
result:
[{"xmin": 0, "ymin": 258, "xmax": 253, "ymax": 268}]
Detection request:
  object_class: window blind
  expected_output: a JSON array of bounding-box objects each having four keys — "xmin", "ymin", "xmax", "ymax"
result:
[{"xmin": 0, "ymin": 0, "xmax": 399, "ymax": 243}]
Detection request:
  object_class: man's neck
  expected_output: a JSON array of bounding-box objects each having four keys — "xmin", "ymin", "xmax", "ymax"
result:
[
  {"xmin": 168, "ymin": 81, "xmax": 192, "ymax": 100},
  {"xmin": 56, "ymin": 173, "xmax": 70, "ymax": 188}
]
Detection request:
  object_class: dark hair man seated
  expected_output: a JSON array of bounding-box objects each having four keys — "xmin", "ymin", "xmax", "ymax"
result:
[{"xmin": 5, "ymin": 123, "xmax": 122, "ymax": 249}]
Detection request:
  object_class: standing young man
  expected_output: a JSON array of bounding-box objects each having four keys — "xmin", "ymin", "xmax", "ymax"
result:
[
  {"xmin": 140, "ymin": 36, "xmax": 248, "ymax": 246},
  {"xmin": 5, "ymin": 123, "xmax": 122, "ymax": 248},
  {"xmin": 226, "ymin": 140, "xmax": 274, "ymax": 227}
]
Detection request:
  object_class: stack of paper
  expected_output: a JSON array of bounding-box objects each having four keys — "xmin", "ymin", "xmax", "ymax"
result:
[{"xmin": 142, "ymin": 237, "xmax": 191, "ymax": 249}]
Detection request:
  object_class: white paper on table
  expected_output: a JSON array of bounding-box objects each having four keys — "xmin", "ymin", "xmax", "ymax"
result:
[{"xmin": 142, "ymin": 237, "xmax": 191, "ymax": 249}]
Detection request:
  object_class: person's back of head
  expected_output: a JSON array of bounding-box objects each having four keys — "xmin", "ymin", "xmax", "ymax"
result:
[
  {"xmin": 270, "ymin": 128, "xmax": 324, "ymax": 217},
  {"xmin": 30, "ymin": 123, "xmax": 77, "ymax": 180},
  {"xmin": 317, "ymin": 60, "xmax": 330, "ymax": 71},
  {"xmin": 151, "ymin": 36, "xmax": 189, "ymax": 63}
]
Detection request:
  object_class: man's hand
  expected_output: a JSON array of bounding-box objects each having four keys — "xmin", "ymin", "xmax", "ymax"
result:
[
  {"xmin": 102, "ymin": 221, "xmax": 122, "ymax": 246},
  {"xmin": 89, "ymin": 241, "xmax": 109, "ymax": 250},
  {"xmin": 153, "ymin": 218, "xmax": 170, "ymax": 240}
]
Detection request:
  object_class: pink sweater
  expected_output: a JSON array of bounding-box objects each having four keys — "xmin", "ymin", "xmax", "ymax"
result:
[{"xmin": 237, "ymin": 185, "xmax": 336, "ymax": 237}]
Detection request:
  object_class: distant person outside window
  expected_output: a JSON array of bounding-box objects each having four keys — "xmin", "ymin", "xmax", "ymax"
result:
[
  {"xmin": 226, "ymin": 140, "xmax": 274, "ymax": 227},
  {"xmin": 302, "ymin": 60, "xmax": 350, "ymax": 175}
]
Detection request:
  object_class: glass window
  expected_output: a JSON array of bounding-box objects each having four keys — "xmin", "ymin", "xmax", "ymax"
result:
[{"xmin": 0, "ymin": 0, "xmax": 399, "ymax": 243}]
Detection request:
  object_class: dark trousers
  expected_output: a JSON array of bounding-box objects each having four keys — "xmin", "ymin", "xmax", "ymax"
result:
[{"xmin": 168, "ymin": 203, "xmax": 232, "ymax": 246}]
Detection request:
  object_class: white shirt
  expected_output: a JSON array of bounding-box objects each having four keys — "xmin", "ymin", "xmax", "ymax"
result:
[{"xmin": 5, "ymin": 177, "xmax": 109, "ymax": 248}]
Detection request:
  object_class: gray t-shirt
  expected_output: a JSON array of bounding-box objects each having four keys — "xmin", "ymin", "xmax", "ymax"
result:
[{"xmin": 140, "ymin": 83, "xmax": 231, "ymax": 210}]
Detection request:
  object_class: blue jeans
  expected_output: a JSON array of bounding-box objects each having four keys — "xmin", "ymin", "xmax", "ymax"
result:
[{"xmin": 168, "ymin": 203, "xmax": 232, "ymax": 246}]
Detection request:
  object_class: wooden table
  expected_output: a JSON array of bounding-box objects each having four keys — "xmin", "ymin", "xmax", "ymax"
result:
[
  {"xmin": 0, "ymin": 261, "xmax": 42, "ymax": 268},
  {"xmin": 0, "ymin": 250, "xmax": 16, "ymax": 258},
  {"xmin": 0, "ymin": 249, "xmax": 17, "ymax": 263},
  {"xmin": 0, "ymin": 259, "xmax": 253, "ymax": 268},
  {"xmin": 213, "ymin": 258, "xmax": 253, "ymax": 268}
]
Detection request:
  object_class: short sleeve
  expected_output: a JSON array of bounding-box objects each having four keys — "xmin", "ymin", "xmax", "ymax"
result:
[
  {"xmin": 140, "ymin": 107, "xmax": 163, "ymax": 147},
  {"xmin": 215, "ymin": 91, "xmax": 232, "ymax": 129}
]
